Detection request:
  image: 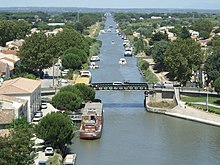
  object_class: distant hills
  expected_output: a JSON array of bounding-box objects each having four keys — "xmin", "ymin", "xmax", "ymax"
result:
[{"xmin": 0, "ymin": 7, "xmax": 220, "ymax": 13}]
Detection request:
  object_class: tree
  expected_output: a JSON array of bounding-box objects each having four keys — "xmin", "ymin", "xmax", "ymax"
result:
[
  {"xmin": 0, "ymin": 20, "xmax": 30, "ymax": 46},
  {"xmin": 151, "ymin": 40, "xmax": 169, "ymax": 70},
  {"xmin": 204, "ymin": 49, "xmax": 220, "ymax": 83},
  {"xmin": 133, "ymin": 37, "xmax": 146, "ymax": 54},
  {"xmin": 138, "ymin": 60, "xmax": 149, "ymax": 70},
  {"xmin": 74, "ymin": 83, "xmax": 95, "ymax": 101},
  {"xmin": 180, "ymin": 26, "xmax": 191, "ymax": 39},
  {"xmin": 61, "ymin": 53, "xmax": 82, "ymax": 70},
  {"xmin": 0, "ymin": 119, "xmax": 34, "ymax": 165},
  {"xmin": 18, "ymin": 32, "xmax": 54, "ymax": 77},
  {"xmin": 64, "ymin": 47, "xmax": 88, "ymax": 63},
  {"xmin": 151, "ymin": 32, "xmax": 168, "ymax": 42},
  {"xmin": 192, "ymin": 19, "xmax": 213, "ymax": 33},
  {"xmin": 213, "ymin": 77, "xmax": 220, "ymax": 94},
  {"xmin": 60, "ymin": 85, "xmax": 81, "ymax": 95},
  {"xmin": 51, "ymin": 91, "xmax": 82, "ymax": 111},
  {"xmin": 54, "ymin": 29, "xmax": 88, "ymax": 54},
  {"xmin": 73, "ymin": 22, "xmax": 84, "ymax": 33},
  {"xmin": 35, "ymin": 112, "xmax": 74, "ymax": 155},
  {"xmin": 164, "ymin": 39, "xmax": 203, "ymax": 84}
]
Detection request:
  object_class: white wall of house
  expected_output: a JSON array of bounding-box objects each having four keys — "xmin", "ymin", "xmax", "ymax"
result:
[{"xmin": 7, "ymin": 86, "xmax": 41, "ymax": 122}]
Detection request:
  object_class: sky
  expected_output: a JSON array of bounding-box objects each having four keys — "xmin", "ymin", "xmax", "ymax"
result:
[{"xmin": 0, "ymin": 0, "xmax": 220, "ymax": 9}]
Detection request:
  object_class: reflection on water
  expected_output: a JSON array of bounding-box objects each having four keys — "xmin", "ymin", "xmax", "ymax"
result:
[{"xmin": 69, "ymin": 15, "xmax": 220, "ymax": 165}]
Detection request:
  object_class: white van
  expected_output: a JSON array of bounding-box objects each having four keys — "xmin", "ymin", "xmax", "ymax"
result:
[{"xmin": 63, "ymin": 154, "xmax": 77, "ymax": 165}]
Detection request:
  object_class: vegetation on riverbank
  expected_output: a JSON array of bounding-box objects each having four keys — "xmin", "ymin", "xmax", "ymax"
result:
[
  {"xmin": 148, "ymin": 101, "xmax": 176, "ymax": 109},
  {"xmin": 138, "ymin": 59, "xmax": 159, "ymax": 83},
  {"xmin": 181, "ymin": 95, "xmax": 220, "ymax": 114}
]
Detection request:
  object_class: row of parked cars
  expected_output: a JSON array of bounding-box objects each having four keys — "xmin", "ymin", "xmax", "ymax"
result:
[{"xmin": 33, "ymin": 103, "xmax": 47, "ymax": 123}]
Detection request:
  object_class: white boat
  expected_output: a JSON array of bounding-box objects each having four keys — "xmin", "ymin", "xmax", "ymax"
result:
[
  {"xmin": 89, "ymin": 62, "xmax": 99, "ymax": 69},
  {"xmin": 123, "ymin": 39, "xmax": 130, "ymax": 47},
  {"xmin": 90, "ymin": 56, "xmax": 100, "ymax": 62},
  {"xmin": 124, "ymin": 50, "xmax": 132, "ymax": 57},
  {"xmin": 99, "ymin": 30, "xmax": 105, "ymax": 34},
  {"xmin": 119, "ymin": 58, "xmax": 127, "ymax": 65},
  {"xmin": 111, "ymin": 40, "xmax": 115, "ymax": 44}
]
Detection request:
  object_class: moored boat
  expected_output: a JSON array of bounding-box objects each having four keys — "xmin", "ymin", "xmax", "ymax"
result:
[
  {"xmin": 124, "ymin": 50, "xmax": 132, "ymax": 57},
  {"xmin": 90, "ymin": 56, "xmax": 100, "ymax": 62},
  {"xmin": 89, "ymin": 62, "xmax": 99, "ymax": 69},
  {"xmin": 80, "ymin": 101, "xmax": 103, "ymax": 140}
]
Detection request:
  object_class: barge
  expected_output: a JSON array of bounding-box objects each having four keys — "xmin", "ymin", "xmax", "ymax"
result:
[{"xmin": 79, "ymin": 101, "xmax": 103, "ymax": 140}]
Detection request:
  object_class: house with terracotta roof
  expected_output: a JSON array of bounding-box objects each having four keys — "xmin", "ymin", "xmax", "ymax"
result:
[
  {"xmin": 2, "ymin": 49, "xmax": 17, "ymax": 55},
  {"xmin": 0, "ymin": 62, "xmax": 13, "ymax": 78},
  {"xmin": 0, "ymin": 77, "xmax": 41, "ymax": 122},
  {"xmin": 0, "ymin": 94, "xmax": 27, "ymax": 128},
  {"xmin": 0, "ymin": 52, "xmax": 21, "ymax": 78},
  {"xmin": 5, "ymin": 39, "xmax": 25, "ymax": 51}
]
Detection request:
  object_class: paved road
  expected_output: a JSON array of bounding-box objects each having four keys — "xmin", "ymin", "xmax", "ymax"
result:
[{"xmin": 33, "ymin": 103, "xmax": 59, "ymax": 165}]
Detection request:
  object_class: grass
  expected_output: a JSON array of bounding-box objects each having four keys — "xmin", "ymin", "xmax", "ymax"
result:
[
  {"xmin": 187, "ymin": 103, "xmax": 220, "ymax": 115},
  {"xmin": 148, "ymin": 101, "xmax": 176, "ymax": 109},
  {"xmin": 181, "ymin": 95, "xmax": 220, "ymax": 106},
  {"xmin": 182, "ymin": 95, "xmax": 220, "ymax": 115},
  {"xmin": 137, "ymin": 59, "xmax": 159, "ymax": 83},
  {"xmin": 142, "ymin": 68, "xmax": 159, "ymax": 83}
]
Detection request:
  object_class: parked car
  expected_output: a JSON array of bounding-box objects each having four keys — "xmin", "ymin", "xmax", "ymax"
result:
[
  {"xmin": 153, "ymin": 83, "xmax": 166, "ymax": 88},
  {"xmin": 113, "ymin": 81, "xmax": 123, "ymax": 86},
  {"xmin": 58, "ymin": 78, "xmax": 68, "ymax": 83},
  {"xmin": 45, "ymin": 147, "xmax": 54, "ymax": 156},
  {"xmin": 38, "ymin": 160, "xmax": 47, "ymax": 165},
  {"xmin": 35, "ymin": 112, "xmax": 43, "ymax": 117},
  {"xmin": 33, "ymin": 114, "xmax": 42, "ymax": 122},
  {"xmin": 63, "ymin": 153, "xmax": 77, "ymax": 165},
  {"xmin": 41, "ymin": 103, "xmax": 47, "ymax": 109}
]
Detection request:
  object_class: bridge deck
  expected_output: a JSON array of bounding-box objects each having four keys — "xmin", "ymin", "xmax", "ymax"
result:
[{"xmin": 90, "ymin": 82, "xmax": 148, "ymax": 90}]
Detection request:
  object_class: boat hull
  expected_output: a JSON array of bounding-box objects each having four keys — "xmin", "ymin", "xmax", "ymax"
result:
[{"xmin": 80, "ymin": 131, "xmax": 102, "ymax": 140}]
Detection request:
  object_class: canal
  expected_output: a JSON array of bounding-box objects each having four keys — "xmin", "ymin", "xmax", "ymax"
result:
[{"xmin": 69, "ymin": 14, "xmax": 220, "ymax": 165}]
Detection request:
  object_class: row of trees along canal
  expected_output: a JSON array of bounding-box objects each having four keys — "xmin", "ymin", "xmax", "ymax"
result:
[
  {"xmin": 0, "ymin": 12, "xmax": 103, "ymax": 79},
  {"xmin": 114, "ymin": 12, "xmax": 220, "ymax": 92}
]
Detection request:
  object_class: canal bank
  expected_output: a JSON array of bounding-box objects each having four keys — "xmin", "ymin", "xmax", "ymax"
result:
[
  {"xmin": 146, "ymin": 102, "xmax": 220, "ymax": 127},
  {"xmin": 145, "ymin": 89, "xmax": 220, "ymax": 127}
]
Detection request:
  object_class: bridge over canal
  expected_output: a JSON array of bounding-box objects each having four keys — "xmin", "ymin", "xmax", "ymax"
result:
[{"xmin": 90, "ymin": 82, "xmax": 148, "ymax": 90}]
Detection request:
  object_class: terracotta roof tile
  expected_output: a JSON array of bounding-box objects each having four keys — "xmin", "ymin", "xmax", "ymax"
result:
[
  {"xmin": 0, "ymin": 77, "xmax": 41, "ymax": 94},
  {"xmin": 0, "ymin": 94, "xmax": 27, "ymax": 105},
  {"xmin": 2, "ymin": 50, "xmax": 17, "ymax": 55}
]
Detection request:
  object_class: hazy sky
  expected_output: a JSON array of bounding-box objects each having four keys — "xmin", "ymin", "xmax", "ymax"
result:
[{"xmin": 1, "ymin": 0, "xmax": 220, "ymax": 9}]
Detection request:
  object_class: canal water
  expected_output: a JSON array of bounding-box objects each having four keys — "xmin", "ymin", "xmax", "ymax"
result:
[{"xmin": 69, "ymin": 15, "xmax": 220, "ymax": 165}]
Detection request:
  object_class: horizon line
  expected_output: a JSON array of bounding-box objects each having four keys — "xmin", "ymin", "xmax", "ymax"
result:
[{"xmin": 0, "ymin": 6, "xmax": 220, "ymax": 10}]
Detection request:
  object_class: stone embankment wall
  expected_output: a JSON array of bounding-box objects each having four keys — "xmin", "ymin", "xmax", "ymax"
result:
[{"xmin": 144, "ymin": 89, "xmax": 177, "ymax": 113}]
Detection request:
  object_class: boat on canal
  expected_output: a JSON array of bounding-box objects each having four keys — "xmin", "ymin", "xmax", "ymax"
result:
[
  {"xmin": 79, "ymin": 101, "xmax": 103, "ymax": 140},
  {"xmin": 90, "ymin": 56, "xmax": 100, "ymax": 62},
  {"xmin": 89, "ymin": 62, "xmax": 99, "ymax": 69},
  {"xmin": 124, "ymin": 46, "xmax": 133, "ymax": 57},
  {"xmin": 119, "ymin": 58, "xmax": 127, "ymax": 65}
]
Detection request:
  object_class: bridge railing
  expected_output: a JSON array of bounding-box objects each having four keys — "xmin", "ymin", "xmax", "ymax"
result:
[{"xmin": 90, "ymin": 82, "xmax": 149, "ymax": 90}]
